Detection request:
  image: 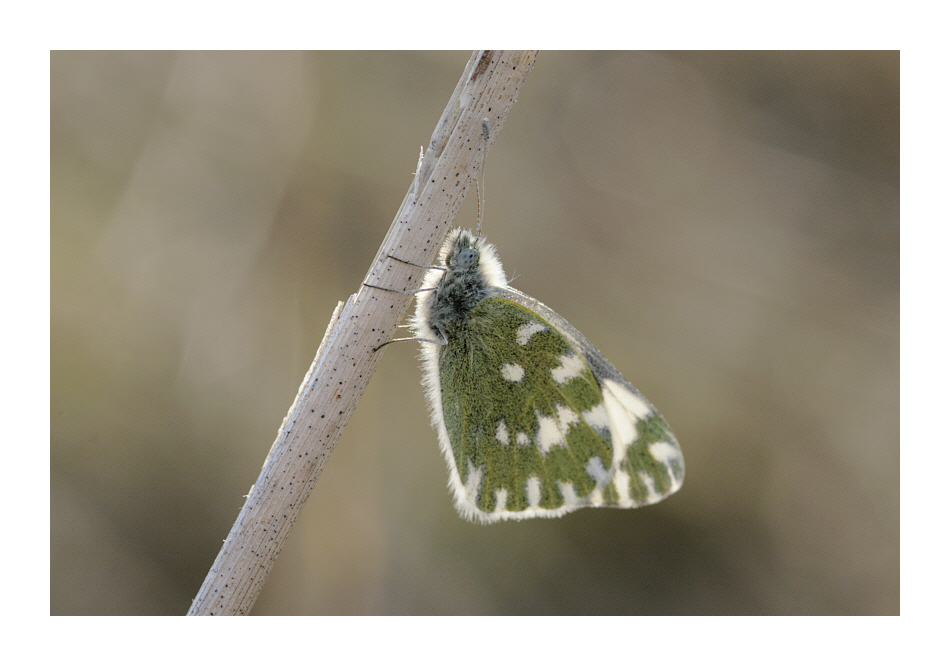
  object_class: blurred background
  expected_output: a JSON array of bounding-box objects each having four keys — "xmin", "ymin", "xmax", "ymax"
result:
[{"xmin": 51, "ymin": 51, "xmax": 898, "ymax": 615}]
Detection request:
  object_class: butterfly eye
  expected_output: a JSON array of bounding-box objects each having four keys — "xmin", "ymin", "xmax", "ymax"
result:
[{"xmin": 457, "ymin": 248, "xmax": 479, "ymax": 269}]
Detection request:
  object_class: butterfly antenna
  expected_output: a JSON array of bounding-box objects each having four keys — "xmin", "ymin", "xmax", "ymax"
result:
[
  {"xmin": 475, "ymin": 118, "xmax": 490, "ymax": 239},
  {"xmin": 475, "ymin": 170, "xmax": 485, "ymax": 239}
]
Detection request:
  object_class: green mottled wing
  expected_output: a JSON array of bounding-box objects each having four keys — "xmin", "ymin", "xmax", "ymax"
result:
[{"xmin": 437, "ymin": 289, "xmax": 684, "ymax": 523}]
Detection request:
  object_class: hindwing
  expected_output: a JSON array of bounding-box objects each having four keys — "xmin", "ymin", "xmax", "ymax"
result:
[{"xmin": 430, "ymin": 290, "xmax": 684, "ymax": 523}]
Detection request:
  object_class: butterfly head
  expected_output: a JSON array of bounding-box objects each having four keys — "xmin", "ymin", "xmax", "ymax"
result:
[{"xmin": 438, "ymin": 228, "xmax": 507, "ymax": 289}]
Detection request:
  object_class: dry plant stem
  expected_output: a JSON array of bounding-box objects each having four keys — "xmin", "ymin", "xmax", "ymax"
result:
[{"xmin": 187, "ymin": 50, "xmax": 539, "ymax": 616}]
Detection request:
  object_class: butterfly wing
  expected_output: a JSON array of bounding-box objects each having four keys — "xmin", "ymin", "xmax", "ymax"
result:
[
  {"xmin": 429, "ymin": 287, "xmax": 684, "ymax": 523},
  {"xmin": 501, "ymin": 286, "xmax": 685, "ymax": 507}
]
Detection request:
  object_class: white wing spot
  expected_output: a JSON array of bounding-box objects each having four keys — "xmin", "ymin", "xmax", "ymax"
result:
[
  {"xmin": 588, "ymin": 487, "xmax": 605, "ymax": 507},
  {"xmin": 557, "ymin": 481, "xmax": 580, "ymax": 509},
  {"xmin": 582, "ymin": 402, "xmax": 610, "ymax": 432},
  {"xmin": 639, "ymin": 471, "xmax": 661, "ymax": 504},
  {"xmin": 526, "ymin": 476, "xmax": 542, "ymax": 508},
  {"xmin": 649, "ymin": 441, "xmax": 684, "ymax": 491},
  {"xmin": 649, "ymin": 440, "xmax": 680, "ymax": 466},
  {"xmin": 604, "ymin": 379, "xmax": 652, "ymax": 419},
  {"xmin": 495, "ymin": 420, "xmax": 509, "ymax": 445},
  {"xmin": 464, "ymin": 460, "xmax": 483, "ymax": 503},
  {"xmin": 501, "ymin": 362, "xmax": 525, "ymax": 382},
  {"xmin": 516, "ymin": 321, "xmax": 547, "ymax": 346},
  {"xmin": 603, "ymin": 379, "xmax": 650, "ymax": 453},
  {"xmin": 535, "ymin": 405, "xmax": 579, "ymax": 455},
  {"xmin": 556, "ymin": 404, "xmax": 580, "ymax": 429},
  {"xmin": 612, "ymin": 468, "xmax": 633, "ymax": 506},
  {"xmin": 551, "ymin": 353, "xmax": 586, "ymax": 384},
  {"xmin": 516, "ymin": 431, "xmax": 531, "ymax": 446},
  {"xmin": 536, "ymin": 412, "xmax": 566, "ymax": 454},
  {"xmin": 493, "ymin": 488, "xmax": 508, "ymax": 512},
  {"xmin": 586, "ymin": 456, "xmax": 611, "ymax": 485}
]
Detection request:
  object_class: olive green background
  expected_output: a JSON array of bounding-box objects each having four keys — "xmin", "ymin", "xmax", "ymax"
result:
[{"xmin": 51, "ymin": 51, "xmax": 898, "ymax": 614}]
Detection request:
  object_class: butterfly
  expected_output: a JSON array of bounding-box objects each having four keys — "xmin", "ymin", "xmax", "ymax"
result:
[{"xmin": 376, "ymin": 228, "xmax": 684, "ymax": 523}]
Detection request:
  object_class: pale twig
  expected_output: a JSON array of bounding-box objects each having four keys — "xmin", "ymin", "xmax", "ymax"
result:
[{"xmin": 187, "ymin": 50, "xmax": 539, "ymax": 615}]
